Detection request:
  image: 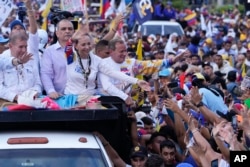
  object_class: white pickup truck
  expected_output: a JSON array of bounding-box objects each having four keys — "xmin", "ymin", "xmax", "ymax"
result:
[
  {"xmin": 0, "ymin": 131, "xmax": 112, "ymax": 167},
  {"xmin": 0, "ymin": 97, "xmax": 130, "ymax": 167}
]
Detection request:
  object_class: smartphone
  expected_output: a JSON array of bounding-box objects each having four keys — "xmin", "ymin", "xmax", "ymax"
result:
[
  {"xmin": 211, "ymin": 159, "xmax": 218, "ymax": 167},
  {"xmin": 157, "ymin": 96, "xmax": 163, "ymax": 110},
  {"xmin": 232, "ymin": 115, "xmax": 238, "ymax": 133},
  {"xmin": 167, "ymin": 82, "xmax": 178, "ymax": 88}
]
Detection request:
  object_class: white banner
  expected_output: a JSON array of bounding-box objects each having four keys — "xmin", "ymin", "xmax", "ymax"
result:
[
  {"xmin": 61, "ymin": 0, "xmax": 84, "ymax": 13},
  {"xmin": 0, "ymin": 0, "xmax": 14, "ymax": 27}
]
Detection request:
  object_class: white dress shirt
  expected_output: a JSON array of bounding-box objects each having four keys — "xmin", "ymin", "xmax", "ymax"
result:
[
  {"xmin": 98, "ymin": 57, "xmax": 136, "ymax": 101},
  {"xmin": 64, "ymin": 52, "xmax": 138, "ymax": 96},
  {"xmin": 0, "ymin": 51, "xmax": 42, "ymax": 102}
]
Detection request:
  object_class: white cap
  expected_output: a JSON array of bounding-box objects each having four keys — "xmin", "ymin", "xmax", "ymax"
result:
[
  {"xmin": 38, "ymin": 29, "xmax": 48, "ymax": 51},
  {"xmin": 135, "ymin": 111, "xmax": 146, "ymax": 120}
]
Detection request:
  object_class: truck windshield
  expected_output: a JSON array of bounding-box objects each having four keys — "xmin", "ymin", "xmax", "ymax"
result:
[
  {"xmin": 141, "ymin": 25, "xmax": 184, "ymax": 36},
  {"xmin": 0, "ymin": 148, "xmax": 108, "ymax": 167}
]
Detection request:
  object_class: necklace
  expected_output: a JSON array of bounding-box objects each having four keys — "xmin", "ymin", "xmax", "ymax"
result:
[
  {"xmin": 16, "ymin": 64, "xmax": 24, "ymax": 84},
  {"xmin": 76, "ymin": 51, "xmax": 91, "ymax": 88}
]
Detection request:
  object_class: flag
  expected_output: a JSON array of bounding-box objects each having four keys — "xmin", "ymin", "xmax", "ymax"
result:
[
  {"xmin": 61, "ymin": 0, "xmax": 84, "ymax": 13},
  {"xmin": 200, "ymin": 14, "xmax": 206, "ymax": 31},
  {"xmin": 65, "ymin": 40, "xmax": 74, "ymax": 65},
  {"xmin": 132, "ymin": 39, "xmax": 144, "ymax": 106},
  {"xmin": 41, "ymin": 0, "xmax": 53, "ymax": 30},
  {"xmin": 206, "ymin": 21, "xmax": 212, "ymax": 37},
  {"xmin": 100, "ymin": 0, "xmax": 112, "ymax": 19},
  {"xmin": 242, "ymin": 62, "xmax": 246, "ymax": 78},
  {"xmin": 184, "ymin": 10, "xmax": 197, "ymax": 26},
  {"xmin": 117, "ymin": 0, "xmax": 126, "ymax": 15},
  {"xmin": 132, "ymin": 0, "xmax": 153, "ymax": 25},
  {"xmin": 0, "ymin": 0, "xmax": 14, "ymax": 27},
  {"xmin": 164, "ymin": 33, "xmax": 177, "ymax": 54},
  {"xmin": 136, "ymin": 39, "xmax": 143, "ymax": 61}
]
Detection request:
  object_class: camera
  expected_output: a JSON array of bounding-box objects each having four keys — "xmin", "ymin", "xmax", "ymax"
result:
[
  {"xmin": 50, "ymin": 7, "xmax": 74, "ymax": 26},
  {"xmin": 18, "ymin": 6, "xmax": 27, "ymax": 23}
]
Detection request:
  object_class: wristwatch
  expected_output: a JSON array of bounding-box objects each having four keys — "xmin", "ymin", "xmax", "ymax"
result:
[
  {"xmin": 17, "ymin": 58, "xmax": 22, "ymax": 65},
  {"xmin": 196, "ymin": 101, "xmax": 204, "ymax": 108}
]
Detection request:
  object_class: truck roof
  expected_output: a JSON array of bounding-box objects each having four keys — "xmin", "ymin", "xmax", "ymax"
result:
[
  {"xmin": 0, "ymin": 131, "xmax": 101, "ymax": 149},
  {"xmin": 0, "ymin": 96, "xmax": 132, "ymax": 163},
  {"xmin": 0, "ymin": 103, "xmax": 118, "ymax": 123}
]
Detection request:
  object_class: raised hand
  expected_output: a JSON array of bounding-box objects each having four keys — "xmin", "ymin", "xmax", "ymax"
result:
[
  {"xmin": 125, "ymin": 96, "xmax": 134, "ymax": 106},
  {"xmin": 188, "ymin": 115, "xmax": 197, "ymax": 131},
  {"xmin": 239, "ymin": 107, "xmax": 250, "ymax": 131},
  {"xmin": 164, "ymin": 98, "xmax": 180, "ymax": 113},
  {"xmin": 137, "ymin": 80, "xmax": 150, "ymax": 92},
  {"xmin": 19, "ymin": 52, "xmax": 33, "ymax": 64}
]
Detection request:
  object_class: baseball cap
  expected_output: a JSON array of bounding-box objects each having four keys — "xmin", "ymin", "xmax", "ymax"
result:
[
  {"xmin": 10, "ymin": 20, "xmax": 25, "ymax": 31},
  {"xmin": 0, "ymin": 35, "xmax": 9, "ymax": 44},
  {"xmin": 135, "ymin": 111, "xmax": 147, "ymax": 121},
  {"xmin": 202, "ymin": 61, "xmax": 212, "ymax": 68},
  {"xmin": 176, "ymin": 162, "xmax": 194, "ymax": 167},
  {"xmin": 38, "ymin": 29, "xmax": 48, "ymax": 51},
  {"xmin": 205, "ymin": 38, "xmax": 212, "ymax": 44},
  {"xmin": 130, "ymin": 146, "xmax": 148, "ymax": 158},
  {"xmin": 159, "ymin": 68, "xmax": 171, "ymax": 77},
  {"xmin": 192, "ymin": 73, "xmax": 205, "ymax": 80}
]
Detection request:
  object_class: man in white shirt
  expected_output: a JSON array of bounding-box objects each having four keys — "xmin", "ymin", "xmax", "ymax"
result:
[
  {"xmin": 0, "ymin": 32, "xmax": 42, "ymax": 106},
  {"xmin": 99, "ymin": 38, "xmax": 185, "ymax": 105},
  {"xmin": 4, "ymin": 0, "xmax": 39, "ymax": 65},
  {"xmin": 214, "ymin": 54, "xmax": 234, "ymax": 77}
]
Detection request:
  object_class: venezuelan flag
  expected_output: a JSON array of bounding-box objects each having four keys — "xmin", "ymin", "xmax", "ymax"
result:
[
  {"xmin": 65, "ymin": 40, "xmax": 74, "ymax": 65},
  {"xmin": 100, "ymin": 0, "xmax": 110, "ymax": 19},
  {"xmin": 184, "ymin": 13, "xmax": 197, "ymax": 26}
]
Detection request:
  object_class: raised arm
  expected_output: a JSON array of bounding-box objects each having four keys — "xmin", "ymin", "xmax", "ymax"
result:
[
  {"xmin": 24, "ymin": 0, "xmax": 37, "ymax": 34},
  {"xmin": 188, "ymin": 116, "xmax": 222, "ymax": 163},
  {"xmin": 99, "ymin": 60, "xmax": 150, "ymax": 91},
  {"xmin": 102, "ymin": 14, "xmax": 124, "ymax": 41},
  {"xmin": 190, "ymin": 87, "xmax": 223, "ymax": 124}
]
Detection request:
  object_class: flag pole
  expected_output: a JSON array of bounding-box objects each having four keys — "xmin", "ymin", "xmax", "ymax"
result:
[{"xmin": 84, "ymin": 0, "xmax": 89, "ymax": 32}]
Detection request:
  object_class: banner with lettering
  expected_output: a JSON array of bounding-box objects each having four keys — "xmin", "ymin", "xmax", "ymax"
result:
[
  {"xmin": 61, "ymin": 0, "xmax": 84, "ymax": 13},
  {"xmin": 0, "ymin": 0, "xmax": 14, "ymax": 27}
]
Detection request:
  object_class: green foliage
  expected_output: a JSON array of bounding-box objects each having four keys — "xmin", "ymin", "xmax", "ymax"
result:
[
  {"xmin": 172, "ymin": 0, "xmax": 188, "ymax": 10},
  {"xmin": 212, "ymin": 4, "xmax": 245, "ymax": 14},
  {"xmin": 162, "ymin": 0, "xmax": 188, "ymax": 10}
]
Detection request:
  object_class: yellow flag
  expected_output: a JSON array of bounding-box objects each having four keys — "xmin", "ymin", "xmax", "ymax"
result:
[
  {"xmin": 242, "ymin": 62, "xmax": 246, "ymax": 77},
  {"xmin": 132, "ymin": 39, "xmax": 144, "ymax": 106},
  {"xmin": 41, "ymin": 0, "xmax": 53, "ymax": 30}
]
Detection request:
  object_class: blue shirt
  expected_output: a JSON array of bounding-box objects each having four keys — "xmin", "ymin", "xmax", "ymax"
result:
[
  {"xmin": 188, "ymin": 43, "xmax": 198, "ymax": 55},
  {"xmin": 199, "ymin": 88, "xmax": 228, "ymax": 114}
]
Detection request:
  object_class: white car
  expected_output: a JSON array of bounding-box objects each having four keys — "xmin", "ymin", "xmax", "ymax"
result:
[
  {"xmin": 132, "ymin": 20, "xmax": 185, "ymax": 36},
  {"xmin": 0, "ymin": 131, "xmax": 112, "ymax": 167}
]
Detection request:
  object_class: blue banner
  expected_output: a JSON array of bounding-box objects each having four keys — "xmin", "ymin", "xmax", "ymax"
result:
[{"xmin": 132, "ymin": 0, "xmax": 153, "ymax": 25}]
